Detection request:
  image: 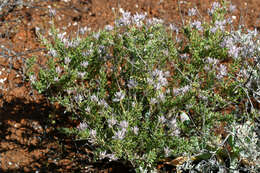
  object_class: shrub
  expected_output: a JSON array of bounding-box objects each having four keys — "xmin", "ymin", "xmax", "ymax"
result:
[{"xmin": 26, "ymin": 1, "xmax": 260, "ymax": 172}]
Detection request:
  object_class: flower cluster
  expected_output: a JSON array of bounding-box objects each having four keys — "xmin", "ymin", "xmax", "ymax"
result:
[
  {"xmin": 173, "ymin": 85, "xmax": 190, "ymax": 96},
  {"xmin": 147, "ymin": 69, "xmax": 169, "ymax": 91},
  {"xmin": 208, "ymin": 2, "xmax": 221, "ymax": 16},
  {"xmin": 191, "ymin": 21, "xmax": 203, "ymax": 31},
  {"xmin": 115, "ymin": 8, "xmax": 163, "ymax": 28},
  {"xmin": 210, "ymin": 20, "xmax": 226, "ymax": 33}
]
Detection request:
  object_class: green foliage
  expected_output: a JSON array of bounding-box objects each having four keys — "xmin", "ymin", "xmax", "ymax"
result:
[{"xmin": 27, "ymin": 1, "xmax": 260, "ymax": 172}]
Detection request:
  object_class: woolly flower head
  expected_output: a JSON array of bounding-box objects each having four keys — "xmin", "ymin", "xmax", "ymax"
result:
[
  {"xmin": 188, "ymin": 8, "xmax": 196, "ymax": 16},
  {"xmin": 216, "ymin": 64, "xmax": 227, "ymax": 79},
  {"xmin": 112, "ymin": 129, "xmax": 126, "ymax": 140},
  {"xmin": 115, "ymin": 8, "xmax": 132, "ymax": 26},
  {"xmin": 132, "ymin": 12, "xmax": 147, "ymax": 27},
  {"xmin": 229, "ymin": 3, "xmax": 236, "ymax": 12},
  {"xmin": 169, "ymin": 23, "xmax": 179, "ymax": 33},
  {"xmin": 49, "ymin": 8, "xmax": 56, "ymax": 17},
  {"xmin": 208, "ymin": 2, "xmax": 221, "ymax": 16},
  {"xmin": 64, "ymin": 56, "xmax": 71, "ymax": 65},
  {"xmin": 127, "ymin": 79, "xmax": 138, "ymax": 89},
  {"xmin": 119, "ymin": 120, "xmax": 129, "ymax": 129},
  {"xmin": 132, "ymin": 126, "xmax": 139, "ymax": 135},
  {"xmin": 149, "ymin": 69, "xmax": 169, "ymax": 91},
  {"xmin": 113, "ymin": 91, "xmax": 125, "ymax": 102},
  {"xmin": 77, "ymin": 122, "xmax": 88, "ymax": 131},
  {"xmin": 108, "ymin": 118, "xmax": 117, "ymax": 128},
  {"xmin": 146, "ymin": 17, "xmax": 164, "ymax": 26},
  {"xmin": 191, "ymin": 21, "xmax": 203, "ymax": 31}
]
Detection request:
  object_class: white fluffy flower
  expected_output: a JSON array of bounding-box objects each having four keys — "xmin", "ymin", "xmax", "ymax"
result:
[{"xmin": 113, "ymin": 91, "xmax": 125, "ymax": 102}]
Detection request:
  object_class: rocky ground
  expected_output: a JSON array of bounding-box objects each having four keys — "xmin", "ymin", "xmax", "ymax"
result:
[{"xmin": 0, "ymin": 0, "xmax": 259, "ymax": 172}]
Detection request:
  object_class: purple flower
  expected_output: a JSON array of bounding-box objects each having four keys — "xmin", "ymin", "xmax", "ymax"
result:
[
  {"xmin": 49, "ymin": 8, "xmax": 56, "ymax": 17},
  {"xmin": 227, "ymin": 17, "xmax": 233, "ymax": 24},
  {"xmin": 113, "ymin": 91, "xmax": 125, "ymax": 102},
  {"xmin": 108, "ymin": 118, "xmax": 117, "ymax": 128},
  {"xmin": 180, "ymin": 111, "xmax": 190, "ymax": 122},
  {"xmin": 170, "ymin": 128, "xmax": 180, "ymax": 136},
  {"xmin": 216, "ymin": 64, "xmax": 227, "ymax": 79},
  {"xmin": 220, "ymin": 36, "xmax": 233, "ymax": 48},
  {"xmin": 168, "ymin": 118, "xmax": 178, "ymax": 129},
  {"xmin": 29, "ymin": 75, "xmax": 36, "ymax": 83},
  {"xmin": 191, "ymin": 21, "xmax": 203, "ymax": 31},
  {"xmin": 82, "ymin": 51, "xmax": 90, "ymax": 57},
  {"xmin": 150, "ymin": 98, "xmax": 157, "ymax": 104},
  {"xmin": 112, "ymin": 129, "xmax": 126, "ymax": 140},
  {"xmin": 104, "ymin": 25, "xmax": 114, "ymax": 31},
  {"xmin": 146, "ymin": 18, "xmax": 164, "ymax": 26},
  {"xmin": 91, "ymin": 94, "xmax": 99, "ymax": 103},
  {"xmin": 229, "ymin": 3, "xmax": 236, "ymax": 12},
  {"xmin": 132, "ymin": 12, "xmax": 147, "ymax": 27},
  {"xmin": 106, "ymin": 154, "xmax": 118, "ymax": 161},
  {"xmin": 159, "ymin": 115, "xmax": 166, "ymax": 124},
  {"xmin": 215, "ymin": 20, "xmax": 226, "ymax": 31},
  {"xmin": 115, "ymin": 8, "xmax": 132, "ymax": 26},
  {"xmin": 206, "ymin": 57, "xmax": 219, "ymax": 66},
  {"xmin": 61, "ymin": 38, "xmax": 69, "ymax": 47},
  {"xmin": 99, "ymin": 151, "xmax": 107, "ymax": 160},
  {"xmin": 54, "ymin": 77, "xmax": 59, "ymax": 82},
  {"xmin": 57, "ymin": 32, "xmax": 66, "ymax": 40},
  {"xmin": 93, "ymin": 32, "xmax": 100, "ymax": 40},
  {"xmin": 210, "ymin": 27, "xmax": 218, "ymax": 33},
  {"xmin": 164, "ymin": 146, "xmax": 171, "ymax": 157},
  {"xmin": 188, "ymin": 8, "xmax": 197, "ymax": 16},
  {"xmin": 158, "ymin": 75, "xmax": 168, "ymax": 86},
  {"xmin": 132, "ymin": 126, "xmax": 139, "ymax": 135},
  {"xmin": 228, "ymin": 45, "xmax": 240, "ymax": 59},
  {"xmin": 169, "ymin": 23, "xmax": 179, "ymax": 33},
  {"xmin": 55, "ymin": 66, "xmax": 62, "ymax": 74},
  {"xmin": 88, "ymin": 129, "xmax": 97, "ymax": 144},
  {"xmin": 208, "ymin": 2, "xmax": 220, "ymax": 16},
  {"xmin": 152, "ymin": 69, "xmax": 168, "ymax": 90},
  {"xmin": 80, "ymin": 61, "xmax": 89, "ymax": 68},
  {"xmin": 204, "ymin": 65, "xmax": 210, "ymax": 72},
  {"xmin": 64, "ymin": 56, "xmax": 71, "ymax": 65},
  {"xmin": 85, "ymin": 106, "xmax": 91, "ymax": 113},
  {"xmin": 75, "ymin": 94, "xmax": 83, "ymax": 103},
  {"xmin": 49, "ymin": 49, "xmax": 57, "ymax": 57},
  {"xmin": 99, "ymin": 152, "xmax": 117, "ymax": 161},
  {"xmin": 98, "ymin": 45, "xmax": 105, "ymax": 54},
  {"xmin": 158, "ymin": 92, "xmax": 165, "ymax": 102},
  {"xmin": 247, "ymin": 28, "xmax": 258, "ymax": 37},
  {"xmin": 77, "ymin": 122, "xmax": 88, "ymax": 131},
  {"xmin": 182, "ymin": 85, "xmax": 190, "ymax": 93},
  {"xmin": 90, "ymin": 129, "xmax": 97, "ymax": 138},
  {"xmin": 98, "ymin": 99, "xmax": 108, "ymax": 108},
  {"xmin": 212, "ymin": 2, "xmax": 220, "ymax": 9},
  {"xmin": 119, "ymin": 120, "xmax": 129, "ymax": 129},
  {"xmin": 79, "ymin": 26, "xmax": 89, "ymax": 35},
  {"xmin": 180, "ymin": 53, "xmax": 189, "ymax": 60},
  {"xmin": 219, "ymin": 64, "xmax": 227, "ymax": 75},
  {"xmin": 173, "ymin": 85, "xmax": 190, "ymax": 96},
  {"xmin": 198, "ymin": 93, "xmax": 208, "ymax": 101},
  {"xmin": 127, "ymin": 79, "xmax": 138, "ymax": 89},
  {"xmin": 67, "ymin": 39, "xmax": 80, "ymax": 48},
  {"xmin": 78, "ymin": 72, "xmax": 86, "ymax": 79}
]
